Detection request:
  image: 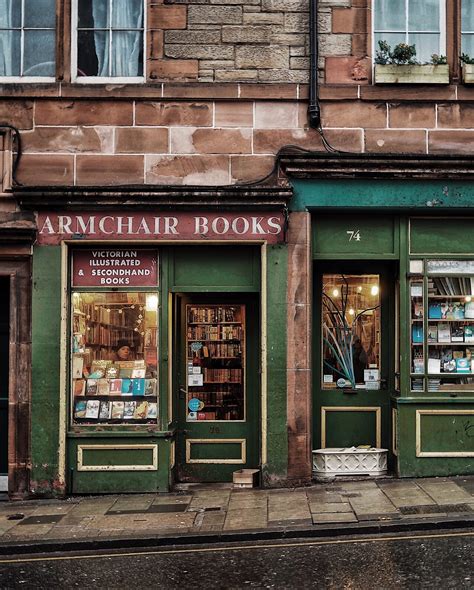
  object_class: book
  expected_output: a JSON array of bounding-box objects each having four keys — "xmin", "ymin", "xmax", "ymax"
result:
[
  {"xmin": 109, "ymin": 379, "xmax": 122, "ymax": 394},
  {"xmin": 465, "ymin": 326, "xmax": 474, "ymax": 343},
  {"xmin": 453, "ymin": 350, "xmax": 464, "ymax": 359},
  {"xmin": 73, "ymin": 379, "xmax": 86, "ymax": 396},
  {"xmin": 111, "ymin": 401, "xmax": 124, "ymax": 419},
  {"xmin": 105, "ymin": 365, "xmax": 119, "ymax": 379},
  {"xmin": 72, "ymin": 356, "xmax": 84, "ymax": 379},
  {"xmin": 86, "ymin": 379, "xmax": 98, "ymax": 395},
  {"xmin": 131, "ymin": 368, "xmax": 146, "ymax": 379},
  {"xmin": 428, "ymin": 303, "xmax": 442, "ymax": 319},
  {"xmin": 438, "ymin": 323, "xmax": 451, "ymax": 343},
  {"xmin": 427, "ymin": 357, "xmax": 441, "ymax": 374},
  {"xmin": 97, "ymin": 379, "xmax": 110, "ymax": 395},
  {"xmin": 144, "ymin": 378, "xmax": 157, "ymax": 396},
  {"xmin": 413, "ymin": 357, "xmax": 424, "ymax": 373},
  {"xmin": 443, "ymin": 359, "xmax": 456, "ymax": 373},
  {"xmin": 85, "ymin": 399, "xmax": 100, "ymax": 419},
  {"xmin": 119, "ymin": 367, "xmax": 133, "ymax": 379},
  {"xmin": 98, "ymin": 400, "xmax": 111, "ymax": 419},
  {"xmin": 146, "ymin": 402, "xmax": 158, "ymax": 419},
  {"xmin": 133, "ymin": 401, "xmax": 148, "ymax": 419},
  {"xmin": 74, "ymin": 400, "xmax": 87, "ymax": 419},
  {"xmin": 451, "ymin": 326, "xmax": 464, "ymax": 342},
  {"xmin": 123, "ymin": 401, "xmax": 136, "ymax": 419},
  {"xmin": 456, "ymin": 358, "xmax": 470, "ymax": 373},
  {"xmin": 121, "ymin": 378, "xmax": 133, "ymax": 395},
  {"xmin": 412, "ymin": 325, "xmax": 423, "ymax": 343},
  {"xmin": 427, "ymin": 325, "xmax": 438, "ymax": 343},
  {"xmin": 132, "ymin": 378, "xmax": 145, "ymax": 395}
]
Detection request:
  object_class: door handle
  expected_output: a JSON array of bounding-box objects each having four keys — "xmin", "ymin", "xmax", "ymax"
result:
[{"xmin": 179, "ymin": 386, "xmax": 187, "ymax": 399}]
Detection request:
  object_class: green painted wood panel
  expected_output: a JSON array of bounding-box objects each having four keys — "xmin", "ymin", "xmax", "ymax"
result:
[
  {"xmin": 82, "ymin": 447, "xmax": 156, "ymax": 467},
  {"xmin": 324, "ymin": 410, "xmax": 378, "ymax": 448},
  {"xmin": 410, "ymin": 218, "xmax": 474, "ymax": 254},
  {"xmin": 313, "ymin": 215, "xmax": 397, "ymax": 257},
  {"xmin": 189, "ymin": 442, "xmax": 243, "ymax": 461},
  {"xmin": 172, "ymin": 246, "xmax": 259, "ymax": 291},
  {"xmin": 418, "ymin": 413, "xmax": 474, "ymax": 454}
]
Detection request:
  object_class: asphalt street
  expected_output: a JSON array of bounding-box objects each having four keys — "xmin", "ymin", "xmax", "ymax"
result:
[{"xmin": 0, "ymin": 529, "xmax": 472, "ymax": 589}]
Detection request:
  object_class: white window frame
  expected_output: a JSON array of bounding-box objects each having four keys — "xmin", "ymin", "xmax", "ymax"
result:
[
  {"xmin": 0, "ymin": 0, "xmax": 56, "ymax": 83},
  {"xmin": 372, "ymin": 0, "xmax": 446, "ymax": 64},
  {"xmin": 71, "ymin": 0, "xmax": 146, "ymax": 84},
  {"xmin": 461, "ymin": 0, "xmax": 474, "ymax": 54}
]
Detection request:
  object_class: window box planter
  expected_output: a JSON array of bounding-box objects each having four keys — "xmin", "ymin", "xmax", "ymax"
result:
[
  {"xmin": 374, "ymin": 64, "xmax": 449, "ymax": 84},
  {"xmin": 313, "ymin": 447, "xmax": 388, "ymax": 478},
  {"xmin": 462, "ymin": 64, "xmax": 474, "ymax": 84}
]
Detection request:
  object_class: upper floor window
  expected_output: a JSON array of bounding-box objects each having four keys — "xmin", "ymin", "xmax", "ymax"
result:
[
  {"xmin": 373, "ymin": 0, "xmax": 446, "ymax": 63},
  {"xmin": 0, "ymin": 0, "xmax": 56, "ymax": 81},
  {"xmin": 462, "ymin": 0, "xmax": 474, "ymax": 57},
  {"xmin": 72, "ymin": 0, "xmax": 145, "ymax": 83}
]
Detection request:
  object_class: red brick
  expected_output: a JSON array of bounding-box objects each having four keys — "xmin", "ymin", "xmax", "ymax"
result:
[
  {"xmin": 456, "ymin": 86, "xmax": 474, "ymax": 101},
  {"xmin": 149, "ymin": 59, "xmax": 199, "ymax": 81},
  {"xmin": 135, "ymin": 101, "xmax": 212, "ymax": 126},
  {"xmin": 255, "ymin": 102, "xmax": 299, "ymax": 128},
  {"xmin": 230, "ymin": 155, "xmax": 275, "ymax": 182},
  {"xmin": 146, "ymin": 154, "xmax": 230, "ymax": 185},
  {"xmin": 287, "ymin": 304, "xmax": 310, "ymax": 370},
  {"xmin": 148, "ymin": 5, "xmax": 187, "ymax": 29},
  {"xmin": 215, "ymin": 102, "xmax": 253, "ymax": 127},
  {"xmin": 428, "ymin": 130, "xmax": 474, "ymax": 154},
  {"xmin": 16, "ymin": 154, "xmax": 74, "ymax": 185},
  {"xmin": 332, "ymin": 8, "xmax": 368, "ymax": 34},
  {"xmin": 321, "ymin": 101, "xmax": 387, "ymax": 128},
  {"xmin": 239, "ymin": 83, "xmax": 298, "ymax": 99},
  {"xmin": 360, "ymin": 86, "xmax": 457, "ymax": 101},
  {"xmin": 76, "ymin": 155, "xmax": 144, "ymax": 185},
  {"xmin": 148, "ymin": 30, "xmax": 163, "ymax": 60},
  {"xmin": 35, "ymin": 101, "xmax": 133, "ymax": 126},
  {"xmin": 171, "ymin": 128, "xmax": 252, "ymax": 154},
  {"xmin": 22, "ymin": 127, "xmax": 108, "ymax": 153},
  {"xmin": 389, "ymin": 104, "xmax": 436, "ymax": 128},
  {"xmin": 437, "ymin": 104, "xmax": 474, "ymax": 129},
  {"xmin": 325, "ymin": 57, "xmax": 370, "ymax": 84},
  {"xmin": 253, "ymin": 128, "xmax": 363, "ymax": 154},
  {"xmin": 115, "ymin": 127, "xmax": 168, "ymax": 154},
  {"xmin": 352, "ymin": 33, "xmax": 369, "ymax": 56},
  {"xmin": 365, "ymin": 129, "xmax": 427, "ymax": 153},
  {"xmin": 162, "ymin": 83, "xmax": 239, "ymax": 99},
  {"xmin": 318, "ymin": 85, "xmax": 359, "ymax": 100},
  {"xmin": 0, "ymin": 100, "xmax": 33, "ymax": 129}
]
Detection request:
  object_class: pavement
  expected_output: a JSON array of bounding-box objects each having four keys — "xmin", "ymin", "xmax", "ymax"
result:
[{"xmin": 0, "ymin": 476, "xmax": 473, "ymax": 555}]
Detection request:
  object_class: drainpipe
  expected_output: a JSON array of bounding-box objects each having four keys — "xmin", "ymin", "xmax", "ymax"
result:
[{"xmin": 308, "ymin": 0, "xmax": 321, "ymax": 129}]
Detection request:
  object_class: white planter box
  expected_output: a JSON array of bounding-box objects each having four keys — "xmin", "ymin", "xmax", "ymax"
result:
[
  {"xmin": 313, "ymin": 447, "xmax": 388, "ymax": 477},
  {"xmin": 374, "ymin": 64, "xmax": 449, "ymax": 84},
  {"xmin": 462, "ymin": 64, "xmax": 474, "ymax": 84}
]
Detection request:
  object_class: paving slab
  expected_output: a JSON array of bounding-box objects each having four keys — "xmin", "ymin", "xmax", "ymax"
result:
[
  {"xmin": 308, "ymin": 502, "xmax": 353, "ymax": 514},
  {"xmin": 418, "ymin": 481, "xmax": 474, "ymax": 505},
  {"xmin": 377, "ymin": 482, "xmax": 436, "ymax": 508},
  {"xmin": 224, "ymin": 508, "xmax": 267, "ymax": 530},
  {"xmin": 312, "ymin": 512, "xmax": 358, "ymax": 524}
]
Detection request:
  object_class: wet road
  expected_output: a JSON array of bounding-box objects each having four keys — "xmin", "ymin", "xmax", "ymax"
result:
[{"xmin": 0, "ymin": 530, "xmax": 472, "ymax": 589}]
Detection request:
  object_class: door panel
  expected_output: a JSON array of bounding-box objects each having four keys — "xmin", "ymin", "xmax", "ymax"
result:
[
  {"xmin": 175, "ymin": 294, "xmax": 260, "ymax": 482},
  {"xmin": 314, "ymin": 262, "xmax": 396, "ymax": 452},
  {"xmin": 0, "ymin": 277, "xmax": 9, "ymax": 489}
]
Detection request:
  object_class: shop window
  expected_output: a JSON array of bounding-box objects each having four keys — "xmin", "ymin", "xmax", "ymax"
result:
[
  {"xmin": 410, "ymin": 259, "xmax": 474, "ymax": 394},
  {"xmin": 373, "ymin": 0, "xmax": 446, "ymax": 64},
  {"xmin": 70, "ymin": 248, "xmax": 159, "ymax": 425},
  {"xmin": 0, "ymin": 0, "xmax": 56, "ymax": 81},
  {"xmin": 462, "ymin": 0, "xmax": 474, "ymax": 56},
  {"xmin": 322, "ymin": 274, "xmax": 381, "ymax": 390},
  {"xmin": 72, "ymin": 0, "xmax": 144, "ymax": 82}
]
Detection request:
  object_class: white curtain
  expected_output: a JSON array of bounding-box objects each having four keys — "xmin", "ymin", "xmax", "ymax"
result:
[
  {"xmin": 0, "ymin": 0, "xmax": 14, "ymax": 76},
  {"xmin": 92, "ymin": 0, "xmax": 143, "ymax": 77}
]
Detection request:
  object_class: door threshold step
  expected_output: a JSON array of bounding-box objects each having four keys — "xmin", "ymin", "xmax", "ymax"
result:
[{"xmin": 174, "ymin": 483, "xmax": 233, "ymax": 491}]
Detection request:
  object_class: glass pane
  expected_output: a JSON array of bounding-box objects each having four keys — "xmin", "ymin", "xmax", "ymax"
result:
[
  {"xmin": 427, "ymin": 260, "xmax": 474, "ymax": 275},
  {"xmin": 410, "ymin": 259, "xmax": 424, "ymax": 274},
  {"xmin": 462, "ymin": 34, "xmax": 474, "ymax": 55},
  {"xmin": 462, "ymin": 0, "xmax": 474, "ymax": 32},
  {"xmin": 24, "ymin": 0, "xmax": 55, "ymax": 28},
  {"xmin": 409, "ymin": 0, "xmax": 440, "ymax": 31},
  {"xmin": 411, "ymin": 279, "xmax": 424, "ymax": 374},
  {"xmin": 23, "ymin": 29, "xmax": 55, "ymax": 76},
  {"xmin": 186, "ymin": 305, "xmax": 245, "ymax": 421},
  {"xmin": 71, "ymin": 292, "xmax": 159, "ymax": 425},
  {"xmin": 408, "ymin": 33, "xmax": 440, "ymax": 62},
  {"xmin": 77, "ymin": 30, "xmax": 109, "ymax": 76},
  {"xmin": 374, "ymin": 32, "xmax": 406, "ymax": 53},
  {"xmin": 112, "ymin": 0, "xmax": 144, "ymax": 29},
  {"xmin": 0, "ymin": 30, "xmax": 20, "ymax": 75},
  {"xmin": 322, "ymin": 275, "xmax": 381, "ymax": 389},
  {"xmin": 111, "ymin": 30, "xmax": 143, "ymax": 76},
  {"xmin": 374, "ymin": 0, "xmax": 405, "ymax": 31},
  {"xmin": 0, "ymin": 0, "xmax": 21, "ymax": 28}
]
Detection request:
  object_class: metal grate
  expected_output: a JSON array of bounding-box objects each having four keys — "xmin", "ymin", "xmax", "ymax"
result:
[
  {"xmin": 18, "ymin": 514, "xmax": 65, "ymax": 525},
  {"xmin": 400, "ymin": 504, "xmax": 473, "ymax": 515}
]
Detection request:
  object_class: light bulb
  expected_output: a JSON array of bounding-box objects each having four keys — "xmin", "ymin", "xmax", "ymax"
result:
[
  {"xmin": 466, "ymin": 296, "xmax": 472, "ymax": 303},
  {"xmin": 357, "ymin": 286, "xmax": 362, "ymax": 292},
  {"xmin": 332, "ymin": 289, "xmax": 339, "ymax": 297},
  {"xmin": 349, "ymin": 308, "xmax": 355, "ymax": 316},
  {"xmin": 371, "ymin": 285, "xmax": 379, "ymax": 296},
  {"xmin": 146, "ymin": 294, "xmax": 159, "ymax": 311}
]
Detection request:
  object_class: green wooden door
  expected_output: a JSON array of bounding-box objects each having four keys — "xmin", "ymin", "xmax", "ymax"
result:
[
  {"xmin": 175, "ymin": 294, "xmax": 260, "ymax": 482},
  {"xmin": 313, "ymin": 262, "xmax": 396, "ymax": 453},
  {"xmin": 0, "ymin": 277, "xmax": 9, "ymax": 490}
]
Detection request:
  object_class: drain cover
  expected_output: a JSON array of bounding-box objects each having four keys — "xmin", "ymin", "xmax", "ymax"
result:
[
  {"xmin": 400, "ymin": 504, "xmax": 473, "ymax": 515},
  {"xmin": 19, "ymin": 514, "xmax": 64, "ymax": 525},
  {"xmin": 148, "ymin": 504, "xmax": 188, "ymax": 513}
]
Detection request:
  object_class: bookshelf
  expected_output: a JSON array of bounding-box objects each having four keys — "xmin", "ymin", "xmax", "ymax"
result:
[
  {"xmin": 410, "ymin": 268, "xmax": 474, "ymax": 393},
  {"xmin": 186, "ymin": 304, "xmax": 245, "ymax": 421}
]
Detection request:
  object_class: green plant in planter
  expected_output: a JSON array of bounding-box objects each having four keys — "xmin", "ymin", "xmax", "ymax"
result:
[
  {"xmin": 461, "ymin": 53, "xmax": 474, "ymax": 64},
  {"xmin": 431, "ymin": 54, "xmax": 447, "ymax": 65},
  {"xmin": 375, "ymin": 40, "xmax": 447, "ymax": 66}
]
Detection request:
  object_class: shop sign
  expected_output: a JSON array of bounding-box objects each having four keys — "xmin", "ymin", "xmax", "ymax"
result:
[
  {"xmin": 37, "ymin": 212, "xmax": 285, "ymax": 244},
  {"xmin": 72, "ymin": 249, "xmax": 158, "ymax": 287}
]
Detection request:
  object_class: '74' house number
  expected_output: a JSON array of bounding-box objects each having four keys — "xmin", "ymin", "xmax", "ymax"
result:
[{"xmin": 346, "ymin": 230, "xmax": 361, "ymax": 241}]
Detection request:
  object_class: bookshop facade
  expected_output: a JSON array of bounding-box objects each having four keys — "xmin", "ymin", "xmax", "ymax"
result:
[
  {"xmin": 283, "ymin": 155, "xmax": 474, "ymax": 480},
  {"xmin": 20, "ymin": 192, "xmax": 290, "ymax": 496}
]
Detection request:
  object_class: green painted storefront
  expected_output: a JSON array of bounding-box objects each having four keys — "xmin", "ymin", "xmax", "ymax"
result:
[{"xmin": 292, "ymin": 177, "xmax": 474, "ymax": 478}]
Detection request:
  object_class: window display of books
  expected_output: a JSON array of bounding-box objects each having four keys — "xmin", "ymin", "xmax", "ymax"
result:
[{"xmin": 186, "ymin": 304, "xmax": 245, "ymax": 422}]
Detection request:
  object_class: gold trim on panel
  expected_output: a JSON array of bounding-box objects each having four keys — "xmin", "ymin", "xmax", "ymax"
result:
[
  {"xmin": 170, "ymin": 441, "xmax": 175, "ymax": 469},
  {"xmin": 392, "ymin": 408, "xmax": 398, "ymax": 456},
  {"xmin": 261, "ymin": 243, "xmax": 267, "ymax": 467},
  {"xmin": 186, "ymin": 438, "xmax": 246, "ymax": 464},
  {"xmin": 77, "ymin": 444, "xmax": 158, "ymax": 472},
  {"xmin": 321, "ymin": 406, "xmax": 382, "ymax": 449},
  {"xmin": 416, "ymin": 410, "xmax": 474, "ymax": 458}
]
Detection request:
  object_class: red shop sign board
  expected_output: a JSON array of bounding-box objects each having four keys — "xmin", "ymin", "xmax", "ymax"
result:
[
  {"xmin": 72, "ymin": 249, "xmax": 158, "ymax": 287},
  {"xmin": 37, "ymin": 212, "xmax": 285, "ymax": 245}
]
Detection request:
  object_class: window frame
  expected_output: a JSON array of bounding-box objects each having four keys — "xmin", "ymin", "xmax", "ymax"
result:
[
  {"xmin": 70, "ymin": 0, "xmax": 146, "ymax": 85},
  {"xmin": 0, "ymin": 0, "xmax": 56, "ymax": 84},
  {"xmin": 461, "ymin": 0, "xmax": 474, "ymax": 56},
  {"xmin": 372, "ymin": 0, "xmax": 447, "ymax": 65}
]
